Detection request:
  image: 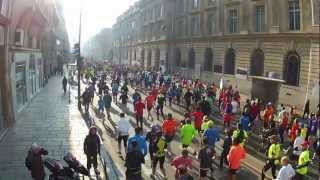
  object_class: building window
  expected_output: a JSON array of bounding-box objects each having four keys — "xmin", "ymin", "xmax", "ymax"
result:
[
  {"xmin": 250, "ymin": 49, "xmax": 264, "ymax": 76},
  {"xmin": 255, "ymin": 6, "xmax": 265, "ymax": 32},
  {"xmin": 208, "ymin": 0, "xmax": 215, "ymax": 5},
  {"xmin": 175, "ymin": 48, "xmax": 181, "ymax": 67},
  {"xmin": 177, "ymin": 20, "xmax": 184, "ymax": 37},
  {"xmin": 204, "ymin": 48, "xmax": 213, "ymax": 71},
  {"xmin": 207, "ymin": 14, "xmax": 215, "ymax": 34},
  {"xmin": 228, "ymin": 9, "xmax": 238, "ymax": 33},
  {"xmin": 191, "ymin": 16, "xmax": 199, "ymax": 36},
  {"xmin": 224, "ymin": 48, "xmax": 236, "ymax": 74},
  {"xmin": 284, "ymin": 52, "xmax": 300, "ymax": 86},
  {"xmin": 192, "ymin": 0, "xmax": 199, "ymax": 9},
  {"xmin": 188, "ymin": 48, "xmax": 195, "ymax": 69},
  {"xmin": 176, "ymin": 0, "xmax": 184, "ymax": 14},
  {"xmin": 289, "ymin": 0, "xmax": 300, "ymax": 31}
]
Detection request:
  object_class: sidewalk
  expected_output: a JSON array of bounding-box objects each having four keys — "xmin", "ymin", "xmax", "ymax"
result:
[{"xmin": 0, "ymin": 77, "xmax": 104, "ymax": 180}]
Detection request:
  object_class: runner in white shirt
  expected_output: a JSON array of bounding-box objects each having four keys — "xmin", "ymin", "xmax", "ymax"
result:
[
  {"xmin": 116, "ymin": 113, "xmax": 132, "ymax": 154},
  {"xmin": 276, "ymin": 156, "xmax": 295, "ymax": 180},
  {"xmin": 231, "ymin": 98, "xmax": 239, "ymax": 114},
  {"xmin": 293, "ymin": 132, "xmax": 304, "ymax": 157}
]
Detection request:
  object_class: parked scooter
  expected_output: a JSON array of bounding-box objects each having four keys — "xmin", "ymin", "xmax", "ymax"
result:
[{"xmin": 44, "ymin": 152, "xmax": 89, "ymax": 180}]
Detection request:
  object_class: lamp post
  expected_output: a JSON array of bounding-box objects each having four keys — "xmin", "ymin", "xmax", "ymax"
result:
[{"xmin": 77, "ymin": 4, "xmax": 83, "ymax": 110}]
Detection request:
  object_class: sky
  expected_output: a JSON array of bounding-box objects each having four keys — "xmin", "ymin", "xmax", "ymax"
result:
[{"xmin": 61, "ymin": 0, "xmax": 138, "ymax": 45}]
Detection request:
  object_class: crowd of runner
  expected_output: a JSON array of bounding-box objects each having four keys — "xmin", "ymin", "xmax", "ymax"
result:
[{"xmin": 80, "ymin": 66, "xmax": 320, "ymax": 180}]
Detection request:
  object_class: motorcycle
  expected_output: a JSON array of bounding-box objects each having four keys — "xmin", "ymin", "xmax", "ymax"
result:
[{"xmin": 44, "ymin": 152, "xmax": 89, "ymax": 180}]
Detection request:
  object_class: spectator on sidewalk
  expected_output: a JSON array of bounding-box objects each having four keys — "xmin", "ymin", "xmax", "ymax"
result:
[
  {"xmin": 127, "ymin": 127, "xmax": 148, "ymax": 156},
  {"xmin": 83, "ymin": 126, "xmax": 101, "ymax": 175},
  {"xmin": 62, "ymin": 76, "xmax": 67, "ymax": 95},
  {"xmin": 97, "ymin": 95, "xmax": 104, "ymax": 115},
  {"xmin": 276, "ymin": 156, "xmax": 295, "ymax": 180},
  {"xmin": 25, "ymin": 143, "xmax": 48, "ymax": 180},
  {"xmin": 117, "ymin": 113, "xmax": 132, "ymax": 155},
  {"xmin": 227, "ymin": 138, "xmax": 246, "ymax": 180},
  {"xmin": 125, "ymin": 141, "xmax": 145, "ymax": 180}
]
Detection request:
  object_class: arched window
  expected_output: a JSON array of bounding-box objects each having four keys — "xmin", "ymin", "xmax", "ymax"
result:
[
  {"xmin": 250, "ymin": 49, "xmax": 264, "ymax": 76},
  {"xmin": 147, "ymin": 50, "xmax": 152, "ymax": 67},
  {"xmin": 175, "ymin": 48, "xmax": 181, "ymax": 67},
  {"xmin": 224, "ymin": 48, "xmax": 235, "ymax": 74},
  {"xmin": 188, "ymin": 48, "xmax": 195, "ymax": 69},
  {"xmin": 141, "ymin": 49, "xmax": 145, "ymax": 68},
  {"xmin": 203, "ymin": 48, "xmax": 213, "ymax": 71},
  {"xmin": 155, "ymin": 49, "xmax": 160, "ymax": 70},
  {"xmin": 284, "ymin": 52, "xmax": 300, "ymax": 86}
]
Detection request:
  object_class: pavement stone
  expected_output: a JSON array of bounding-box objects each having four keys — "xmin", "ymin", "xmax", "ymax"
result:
[{"xmin": 0, "ymin": 77, "xmax": 105, "ymax": 180}]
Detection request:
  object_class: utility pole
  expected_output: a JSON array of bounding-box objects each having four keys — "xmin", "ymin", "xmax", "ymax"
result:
[{"xmin": 77, "ymin": 5, "xmax": 82, "ymax": 110}]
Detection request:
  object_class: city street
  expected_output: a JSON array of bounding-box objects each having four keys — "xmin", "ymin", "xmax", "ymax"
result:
[
  {"xmin": 0, "ymin": 77, "xmax": 107, "ymax": 180},
  {"xmin": 86, "ymin": 79, "xmax": 261, "ymax": 180}
]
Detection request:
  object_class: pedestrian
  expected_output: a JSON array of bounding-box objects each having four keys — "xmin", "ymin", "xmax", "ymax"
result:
[
  {"xmin": 184, "ymin": 89, "xmax": 193, "ymax": 111},
  {"xmin": 279, "ymin": 111, "xmax": 289, "ymax": 143},
  {"xmin": 146, "ymin": 125, "xmax": 162, "ymax": 164},
  {"xmin": 97, "ymin": 95, "xmax": 104, "ymax": 115},
  {"xmin": 82, "ymin": 88, "xmax": 91, "ymax": 113},
  {"xmin": 162, "ymin": 113, "xmax": 178, "ymax": 143},
  {"xmin": 307, "ymin": 113, "xmax": 318, "ymax": 137},
  {"xmin": 25, "ymin": 143, "xmax": 48, "ymax": 180},
  {"xmin": 292, "ymin": 130, "xmax": 304, "ymax": 161},
  {"xmin": 302, "ymin": 99, "xmax": 310, "ymax": 119},
  {"xmin": 171, "ymin": 149, "xmax": 193, "ymax": 180},
  {"xmin": 219, "ymin": 129, "xmax": 233, "ymax": 169},
  {"xmin": 180, "ymin": 118, "xmax": 198, "ymax": 148},
  {"xmin": 119, "ymin": 91, "xmax": 129, "ymax": 105},
  {"xmin": 261, "ymin": 135, "xmax": 281, "ymax": 180},
  {"xmin": 276, "ymin": 156, "xmax": 295, "ymax": 180},
  {"xmin": 132, "ymin": 89, "xmax": 141, "ymax": 106},
  {"xmin": 103, "ymin": 91, "xmax": 112, "ymax": 120},
  {"xmin": 190, "ymin": 107, "xmax": 204, "ymax": 132},
  {"xmin": 134, "ymin": 97, "xmax": 145, "ymax": 129},
  {"xmin": 239, "ymin": 112, "xmax": 251, "ymax": 132},
  {"xmin": 199, "ymin": 96, "xmax": 211, "ymax": 116},
  {"xmin": 198, "ymin": 138, "xmax": 215, "ymax": 180},
  {"xmin": 294, "ymin": 141, "xmax": 310, "ymax": 180},
  {"xmin": 84, "ymin": 126, "xmax": 101, "ymax": 176},
  {"xmin": 111, "ymin": 81, "xmax": 119, "ymax": 104},
  {"xmin": 127, "ymin": 127, "xmax": 148, "ymax": 157},
  {"xmin": 62, "ymin": 76, "xmax": 67, "ymax": 95},
  {"xmin": 223, "ymin": 102, "xmax": 233, "ymax": 128},
  {"xmin": 117, "ymin": 113, "xmax": 132, "ymax": 155},
  {"xmin": 227, "ymin": 138, "xmax": 246, "ymax": 180},
  {"xmin": 145, "ymin": 93, "xmax": 155, "ymax": 121},
  {"xmin": 263, "ymin": 102, "xmax": 274, "ymax": 128},
  {"xmin": 156, "ymin": 93, "xmax": 166, "ymax": 121},
  {"xmin": 125, "ymin": 141, "xmax": 145, "ymax": 180},
  {"xmin": 151, "ymin": 135, "xmax": 168, "ymax": 179},
  {"xmin": 203, "ymin": 121, "xmax": 220, "ymax": 149}
]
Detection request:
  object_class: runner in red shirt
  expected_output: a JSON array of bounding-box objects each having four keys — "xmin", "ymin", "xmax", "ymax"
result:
[
  {"xmin": 135, "ymin": 97, "xmax": 145, "ymax": 129},
  {"xmin": 171, "ymin": 149, "xmax": 193, "ymax": 179},
  {"xmin": 145, "ymin": 93, "xmax": 155, "ymax": 121},
  {"xmin": 190, "ymin": 107, "xmax": 204, "ymax": 132},
  {"xmin": 150, "ymin": 86, "xmax": 158, "ymax": 101},
  {"xmin": 162, "ymin": 113, "xmax": 178, "ymax": 143}
]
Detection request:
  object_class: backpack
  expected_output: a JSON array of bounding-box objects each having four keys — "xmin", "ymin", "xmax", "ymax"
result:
[{"xmin": 25, "ymin": 150, "xmax": 33, "ymax": 171}]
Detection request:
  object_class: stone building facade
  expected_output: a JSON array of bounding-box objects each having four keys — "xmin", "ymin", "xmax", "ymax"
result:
[
  {"xmin": 113, "ymin": 0, "xmax": 320, "ymax": 111},
  {"xmin": 0, "ymin": 0, "xmax": 69, "ymax": 136}
]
